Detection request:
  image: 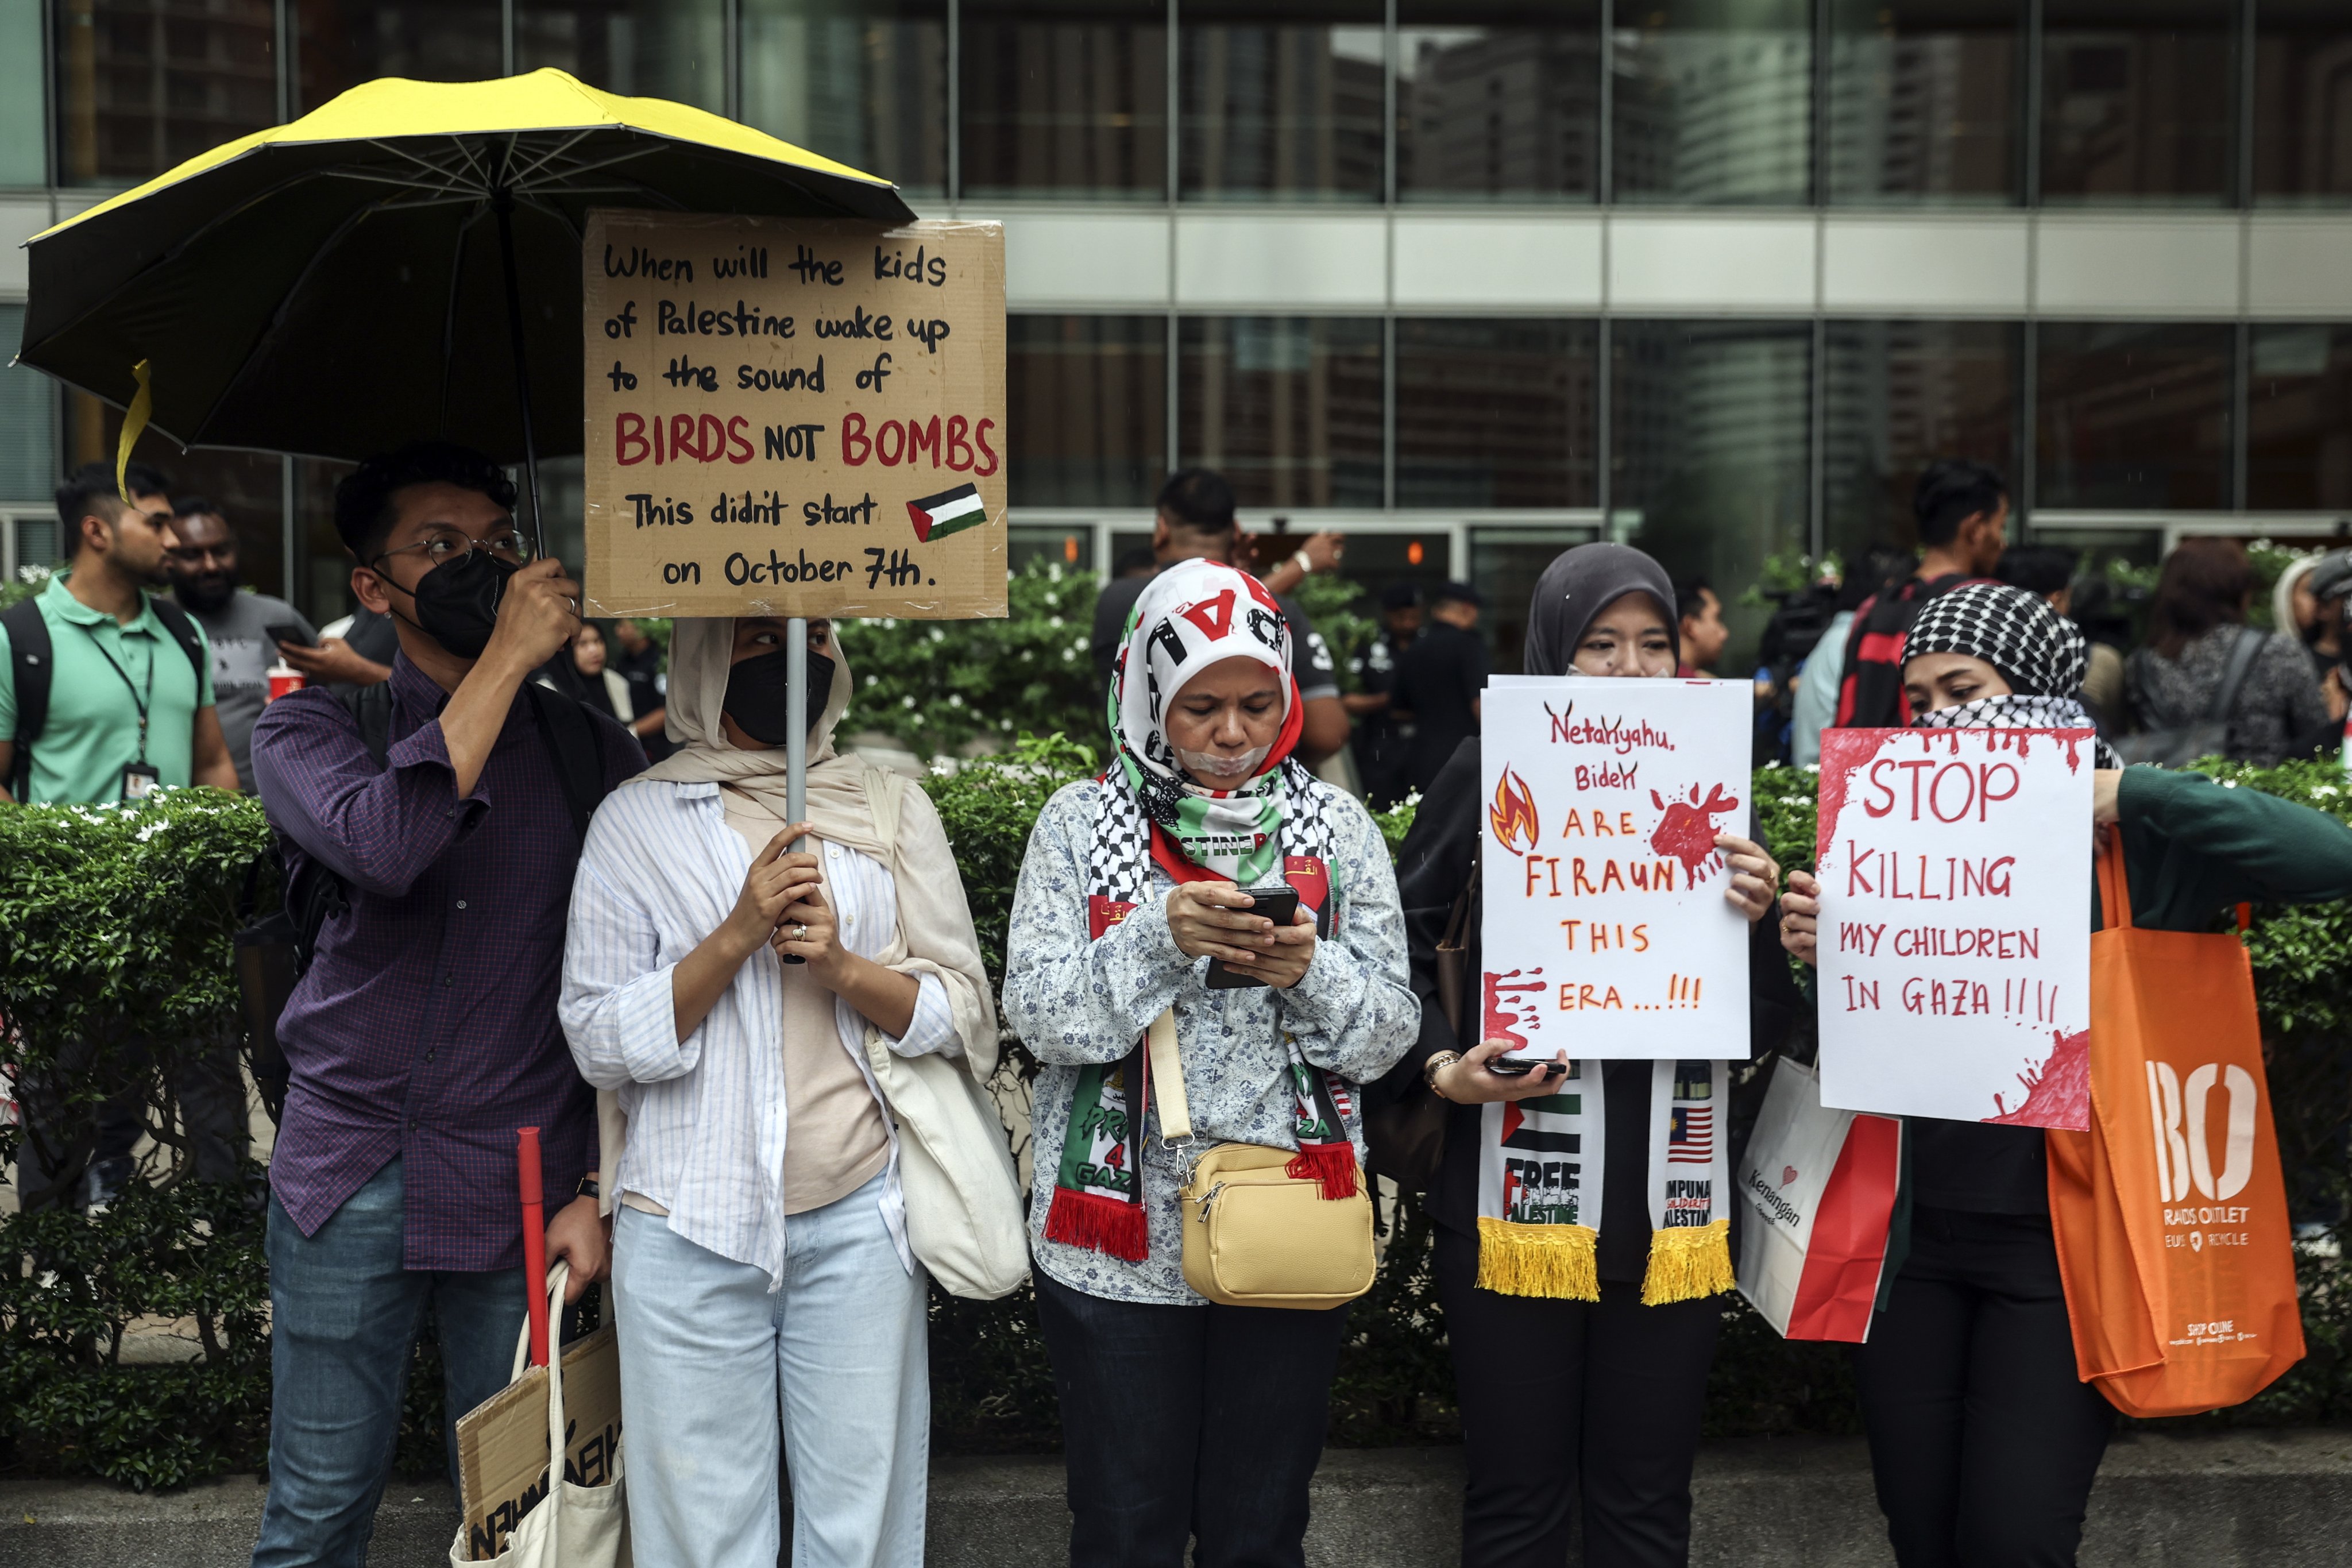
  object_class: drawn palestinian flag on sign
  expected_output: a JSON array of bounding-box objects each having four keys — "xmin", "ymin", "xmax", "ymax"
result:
[{"xmin": 907, "ymin": 482, "xmax": 987, "ymax": 543}]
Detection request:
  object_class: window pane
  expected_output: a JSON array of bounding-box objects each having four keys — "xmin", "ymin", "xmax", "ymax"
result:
[
  {"xmin": 2034, "ymin": 322, "xmax": 2231, "ymax": 509},
  {"xmin": 2, "ymin": 0, "xmax": 47, "ymax": 184},
  {"xmin": 52, "ymin": 0, "xmax": 276, "ymax": 187},
  {"xmin": 1178, "ymin": 316, "xmax": 1382, "ymax": 507},
  {"xmin": 1824, "ymin": 320, "xmax": 2021, "ymax": 560},
  {"xmin": 2247, "ymin": 325, "xmax": 2352, "ymax": 510},
  {"xmin": 1611, "ymin": 0, "xmax": 1812, "ymax": 205},
  {"xmin": 742, "ymin": 0, "xmax": 948, "ymax": 200},
  {"xmin": 1394, "ymin": 317, "xmax": 1598, "ymax": 507},
  {"xmin": 294, "ymin": 457, "xmax": 357, "ymax": 623},
  {"xmin": 1008, "ymin": 314, "xmax": 1168, "ymax": 507},
  {"xmin": 0, "ymin": 306, "xmax": 56, "ymax": 504},
  {"xmin": 1179, "ymin": 1, "xmax": 1385, "ymax": 202},
  {"xmin": 1825, "ymin": 0, "xmax": 2023, "ymax": 205},
  {"xmin": 516, "ymin": 0, "xmax": 724, "ymax": 111},
  {"xmin": 2252, "ymin": 0, "xmax": 2352, "ymax": 204},
  {"xmin": 960, "ymin": 0, "xmax": 1167, "ymax": 200},
  {"xmin": 1396, "ymin": 2, "xmax": 1600, "ymax": 203},
  {"xmin": 1472, "ymin": 524, "xmax": 1597, "ymax": 672},
  {"xmin": 295, "ymin": 1, "xmax": 503, "ymax": 113},
  {"xmin": 1611, "ymin": 320, "xmax": 1812, "ymax": 663},
  {"xmin": 2040, "ymin": 0, "xmax": 2235, "ymax": 204}
]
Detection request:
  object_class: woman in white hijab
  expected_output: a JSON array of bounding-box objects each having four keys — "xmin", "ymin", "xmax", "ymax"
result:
[{"xmin": 562, "ymin": 616, "xmax": 994, "ymax": 1568}]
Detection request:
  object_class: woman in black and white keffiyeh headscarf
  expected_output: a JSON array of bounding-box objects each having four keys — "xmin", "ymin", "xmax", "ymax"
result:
[
  {"xmin": 1776, "ymin": 581, "xmax": 2352, "ymax": 1566},
  {"xmin": 1899, "ymin": 581, "xmax": 2122, "ymax": 767}
]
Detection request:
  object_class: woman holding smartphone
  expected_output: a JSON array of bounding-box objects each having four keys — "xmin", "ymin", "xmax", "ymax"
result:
[
  {"xmin": 1391, "ymin": 543, "xmax": 1801, "ymax": 1568},
  {"xmin": 1002, "ymin": 557, "xmax": 1418, "ymax": 1568},
  {"xmin": 1778, "ymin": 582, "xmax": 2352, "ymax": 1567}
]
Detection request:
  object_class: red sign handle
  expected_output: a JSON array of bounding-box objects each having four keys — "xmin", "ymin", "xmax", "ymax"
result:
[{"xmin": 517, "ymin": 1126, "xmax": 549, "ymax": 1367}]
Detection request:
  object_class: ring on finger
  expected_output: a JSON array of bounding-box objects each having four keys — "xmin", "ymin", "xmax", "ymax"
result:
[{"xmin": 793, "ymin": 923, "xmax": 808, "ymax": 942}]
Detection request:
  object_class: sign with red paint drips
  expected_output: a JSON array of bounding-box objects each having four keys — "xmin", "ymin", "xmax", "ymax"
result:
[
  {"xmin": 1814, "ymin": 727, "xmax": 2094, "ymax": 1129},
  {"xmin": 1478, "ymin": 677, "xmax": 1755, "ymax": 1061}
]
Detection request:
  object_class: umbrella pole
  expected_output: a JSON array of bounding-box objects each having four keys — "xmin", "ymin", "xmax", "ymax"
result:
[
  {"xmin": 781, "ymin": 616, "xmax": 808, "ymax": 965},
  {"xmin": 493, "ymin": 192, "xmax": 547, "ymax": 563}
]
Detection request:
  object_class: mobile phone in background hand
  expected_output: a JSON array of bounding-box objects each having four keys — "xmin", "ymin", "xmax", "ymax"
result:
[
  {"xmin": 1205, "ymin": 885, "xmax": 1302, "ymax": 990},
  {"xmin": 266, "ymin": 622, "xmax": 315, "ymax": 648},
  {"xmin": 1486, "ymin": 1056, "xmax": 1569, "ymax": 1079}
]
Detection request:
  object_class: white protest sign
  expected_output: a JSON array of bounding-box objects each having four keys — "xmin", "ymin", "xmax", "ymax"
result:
[
  {"xmin": 1478, "ymin": 678, "xmax": 1755, "ymax": 1062},
  {"xmin": 1814, "ymin": 728, "xmax": 2094, "ymax": 1130}
]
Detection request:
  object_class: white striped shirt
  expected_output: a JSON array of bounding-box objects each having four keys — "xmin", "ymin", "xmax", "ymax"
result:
[{"xmin": 561, "ymin": 777, "xmax": 959, "ymax": 1285}]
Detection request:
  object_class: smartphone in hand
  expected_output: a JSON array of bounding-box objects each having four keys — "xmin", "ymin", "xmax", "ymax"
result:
[
  {"xmin": 266, "ymin": 622, "xmax": 315, "ymax": 649},
  {"xmin": 1205, "ymin": 884, "xmax": 1302, "ymax": 990}
]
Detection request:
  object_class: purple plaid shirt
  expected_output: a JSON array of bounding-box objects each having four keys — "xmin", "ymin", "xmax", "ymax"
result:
[{"xmin": 251, "ymin": 655, "xmax": 643, "ymax": 1271}]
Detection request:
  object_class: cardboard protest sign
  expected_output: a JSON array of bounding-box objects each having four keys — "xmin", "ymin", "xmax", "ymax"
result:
[
  {"xmin": 581, "ymin": 210, "xmax": 1006, "ymax": 620},
  {"xmin": 456, "ymin": 1325, "xmax": 623, "ymax": 1561},
  {"xmin": 1478, "ymin": 678, "xmax": 1755, "ymax": 1062},
  {"xmin": 1814, "ymin": 728, "xmax": 2094, "ymax": 1130}
]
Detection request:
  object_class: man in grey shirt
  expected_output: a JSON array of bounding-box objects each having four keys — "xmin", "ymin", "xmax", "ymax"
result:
[{"xmin": 166, "ymin": 500, "xmax": 316, "ymax": 790}]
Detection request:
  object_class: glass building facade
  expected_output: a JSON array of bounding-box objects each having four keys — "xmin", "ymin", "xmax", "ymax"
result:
[{"xmin": 5, "ymin": 0, "xmax": 2351, "ymax": 664}]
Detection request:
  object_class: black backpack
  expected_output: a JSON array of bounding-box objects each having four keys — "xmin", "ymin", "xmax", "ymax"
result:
[
  {"xmin": 234, "ymin": 680, "xmax": 613, "ymax": 1122},
  {"xmin": 4, "ymin": 593, "xmax": 208, "ymax": 801}
]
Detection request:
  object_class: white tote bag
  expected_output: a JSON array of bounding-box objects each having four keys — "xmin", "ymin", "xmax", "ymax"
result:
[
  {"xmin": 1733, "ymin": 1057, "xmax": 1903, "ymax": 1344},
  {"xmin": 447, "ymin": 1263, "xmax": 631, "ymax": 1567},
  {"xmin": 860, "ymin": 766, "xmax": 1031, "ymax": 1300}
]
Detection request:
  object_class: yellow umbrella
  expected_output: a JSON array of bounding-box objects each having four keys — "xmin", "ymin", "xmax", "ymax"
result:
[{"xmin": 17, "ymin": 68, "xmax": 914, "ymax": 538}]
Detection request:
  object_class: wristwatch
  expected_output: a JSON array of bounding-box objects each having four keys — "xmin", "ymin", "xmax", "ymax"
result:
[
  {"xmin": 577, "ymin": 1174, "xmax": 601, "ymax": 1202},
  {"xmin": 1424, "ymin": 1051, "xmax": 1463, "ymax": 1100},
  {"xmin": 1291, "ymin": 547, "xmax": 1314, "ymax": 577}
]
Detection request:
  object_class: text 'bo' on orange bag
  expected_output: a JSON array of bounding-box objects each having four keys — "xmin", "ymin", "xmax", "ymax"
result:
[{"xmin": 2045, "ymin": 836, "xmax": 2304, "ymax": 1419}]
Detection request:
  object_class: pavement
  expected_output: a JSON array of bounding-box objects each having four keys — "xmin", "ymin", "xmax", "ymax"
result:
[{"xmin": 5, "ymin": 1428, "xmax": 2351, "ymax": 1566}]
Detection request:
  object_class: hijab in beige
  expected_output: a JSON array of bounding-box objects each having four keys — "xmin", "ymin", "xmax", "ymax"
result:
[{"xmin": 637, "ymin": 617, "xmax": 997, "ymax": 1072}]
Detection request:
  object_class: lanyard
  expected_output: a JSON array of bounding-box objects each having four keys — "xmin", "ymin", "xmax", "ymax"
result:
[{"xmin": 75, "ymin": 620, "xmax": 156, "ymax": 762}]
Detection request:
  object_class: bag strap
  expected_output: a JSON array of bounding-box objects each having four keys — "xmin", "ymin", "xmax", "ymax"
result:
[
  {"xmin": 1145, "ymin": 1009, "xmax": 1188, "ymax": 1141},
  {"xmin": 2096, "ymin": 833, "xmax": 2134, "ymax": 933},
  {"xmin": 148, "ymin": 597, "xmax": 208, "ymax": 690},
  {"xmin": 3, "ymin": 598, "xmax": 53, "ymax": 800},
  {"xmin": 862, "ymin": 764, "xmax": 906, "ymax": 859},
  {"xmin": 524, "ymin": 682, "xmax": 608, "ymax": 844},
  {"xmin": 2205, "ymin": 626, "xmax": 2269, "ymax": 725}
]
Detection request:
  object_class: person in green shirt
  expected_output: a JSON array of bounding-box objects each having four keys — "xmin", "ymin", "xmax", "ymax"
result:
[
  {"xmin": 2, "ymin": 460, "xmax": 246, "ymax": 1214},
  {"xmin": 0, "ymin": 461, "xmax": 239, "ymax": 804},
  {"xmin": 1779, "ymin": 582, "xmax": 2352, "ymax": 1568}
]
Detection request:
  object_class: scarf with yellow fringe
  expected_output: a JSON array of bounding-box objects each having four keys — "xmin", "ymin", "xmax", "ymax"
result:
[{"xmin": 1476, "ymin": 1059, "xmax": 1734, "ymax": 1305}]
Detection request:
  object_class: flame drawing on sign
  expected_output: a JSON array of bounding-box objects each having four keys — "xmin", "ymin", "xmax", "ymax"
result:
[{"xmin": 1490, "ymin": 767, "xmax": 1539, "ymax": 856}]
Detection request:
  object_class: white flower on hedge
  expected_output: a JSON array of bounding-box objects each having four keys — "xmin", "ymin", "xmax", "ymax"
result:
[
  {"xmin": 948, "ymin": 694, "xmax": 964, "ymax": 708},
  {"xmin": 1048, "ymin": 615, "xmax": 1064, "ymax": 629},
  {"xmin": 866, "ymin": 674, "xmax": 878, "ymax": 686},
  {"xmin": 902, "ymin": 695, "xmax": 917, "ymax": 708}
]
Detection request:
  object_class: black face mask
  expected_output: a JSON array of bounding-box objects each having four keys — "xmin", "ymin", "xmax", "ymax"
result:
[
  {"xmin": 400, "ymin": 549, "xmax": 517, "ymax": 659},
  {"xmin": 723, "ymin": 648, "xmax": 835, "ymax": 747}
]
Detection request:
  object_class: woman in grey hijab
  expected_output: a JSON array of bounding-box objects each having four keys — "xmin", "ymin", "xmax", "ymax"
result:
[{"xmin": 1387, "ymin": 543, "xmax": 1801, "ymax": 1568}]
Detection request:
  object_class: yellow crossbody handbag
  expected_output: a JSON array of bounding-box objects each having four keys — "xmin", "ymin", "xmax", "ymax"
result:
[{"xmin": 1150, "ymin": 1011, "xmax": 1378, "ymax": 1310}]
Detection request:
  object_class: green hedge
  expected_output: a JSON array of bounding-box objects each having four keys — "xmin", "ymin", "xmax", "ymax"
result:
[{"xmin": 6, "ymin": 755, "xmax": 2350, "ymax": 1485}]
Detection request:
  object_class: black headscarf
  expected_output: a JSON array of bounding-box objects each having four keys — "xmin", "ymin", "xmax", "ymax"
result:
[
  {"xmin": 1905, "ymin": 582, "xmax": 2121, "ymax": 767},
  {"xmin": 1522, "ymin": 542, "xmax": 1681, "ymax": 677}
]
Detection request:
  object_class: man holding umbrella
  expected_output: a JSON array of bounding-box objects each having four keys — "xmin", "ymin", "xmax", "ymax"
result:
[{"xmin": 248, "ymin": 441, "xmax": 642, "ymax": 1566}]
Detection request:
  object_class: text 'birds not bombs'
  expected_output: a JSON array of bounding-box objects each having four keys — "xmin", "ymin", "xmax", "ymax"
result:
[{"xmin": 582, "ymin": 212, "xmax": 1007, "ymax": 620}]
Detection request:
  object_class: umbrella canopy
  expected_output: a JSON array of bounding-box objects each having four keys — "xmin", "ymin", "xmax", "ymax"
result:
[{"xmin": 16, "ymin": 69, "xmax": 916, "ymax": 468}]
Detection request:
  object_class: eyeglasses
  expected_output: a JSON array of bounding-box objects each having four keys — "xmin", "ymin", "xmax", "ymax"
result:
[{"xmin": 373, "ymin": 528, "xmax": 534, "ymax": 571}]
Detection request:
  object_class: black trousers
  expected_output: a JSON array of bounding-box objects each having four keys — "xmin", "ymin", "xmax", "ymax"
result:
[
  {"xmin": 1434, "ymin": 1223, "xmax": 1723, "ymax": 1568},
  {"xmin": 1034, "ymin": 1266, "xmax": 1351, "ymax": 1568},
  {"xmin": 1852, "ymin": 1206, "xmax": 2115, "ymax": 1568}
]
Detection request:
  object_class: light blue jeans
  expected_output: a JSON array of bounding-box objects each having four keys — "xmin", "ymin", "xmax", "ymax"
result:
[{"xmin": 611, "ymin": 1172, "xmax": 929, "ymax": 1568}]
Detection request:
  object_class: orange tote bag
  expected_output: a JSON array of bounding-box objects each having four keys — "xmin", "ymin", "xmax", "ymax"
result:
[{"xmin": 2046, "ymin": 837, "xmax": 2304, "ymax": 1419}]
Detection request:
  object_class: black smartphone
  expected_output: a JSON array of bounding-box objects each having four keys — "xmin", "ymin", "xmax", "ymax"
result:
[
  {"xmin": 1486, "ymin": 1056, "xmax": 1567, "ymax": 1079},
  {"xmin": 1204, "ymin": 884, "xmax": 1303, "ymax": 990},
  {"xmin": 267, "ymin": 622, "xmax": 315, "ymax": 649}
]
